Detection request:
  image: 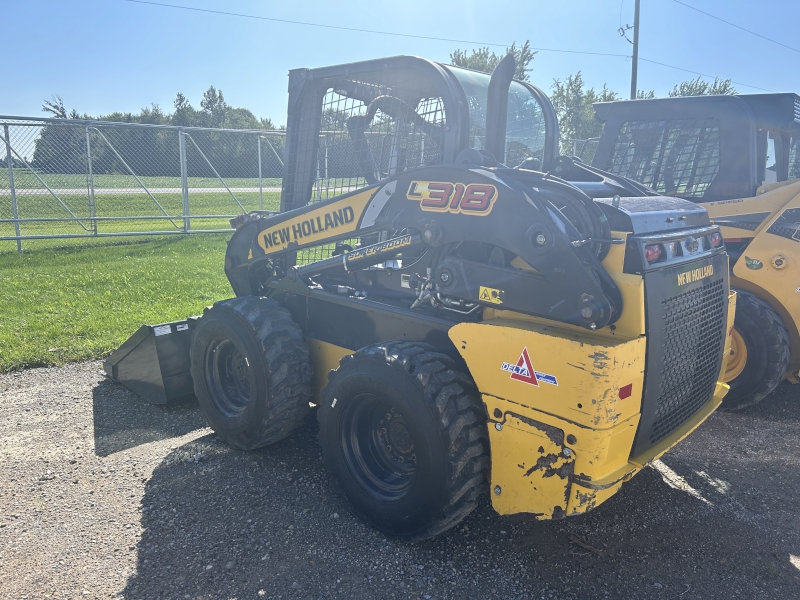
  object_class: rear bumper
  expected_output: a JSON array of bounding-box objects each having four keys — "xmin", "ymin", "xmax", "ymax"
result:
[
  {"xmin": 481, "ymin": 379, "xmax": 726, "ymax": 518},
  {"xmin": 460, "ymin": 290, "xmax": 736, "ymax": 519},
  {"xmin": 567, "ymin": 380, "xmax": 727, "ymax": 516}
]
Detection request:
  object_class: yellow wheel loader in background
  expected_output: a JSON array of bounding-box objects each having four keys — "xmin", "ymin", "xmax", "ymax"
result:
[
  {"xmin": 591, "ymin": 94, "xmax": 800, "ymax": 409},
  {"xmin": 106, "ymin": 56, "xmax": 735, "ymax": 540}
]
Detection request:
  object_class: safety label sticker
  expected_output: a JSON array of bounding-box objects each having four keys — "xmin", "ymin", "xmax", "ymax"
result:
[
  {"xmin": 501, "ymin": 347, "xmax": 558, "ymax": 386},
  {"xmin": 479, "ymin": 286, "xmax": 504, "ymax": 304},
  {"xmin": 153, "ymin": 325, "xmax": 172, "ymax": 336}
]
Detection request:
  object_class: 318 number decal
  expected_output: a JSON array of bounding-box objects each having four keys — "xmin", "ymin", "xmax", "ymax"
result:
[{"xmin": 407, "ymin": 181, "xmax": 498, "ymax": 215}]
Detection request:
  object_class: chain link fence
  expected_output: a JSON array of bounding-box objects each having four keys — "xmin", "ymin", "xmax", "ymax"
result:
[
  {"xmin": 563, "ymin": 138, "xmax": 599, "ymax": 165},
  {"xmin": 1, "ymin": 116, "xmax": 608, "ymax": 253},
  {"xmin": 1, "ymin": 116, "xmax": 287, "ymax": 252}
]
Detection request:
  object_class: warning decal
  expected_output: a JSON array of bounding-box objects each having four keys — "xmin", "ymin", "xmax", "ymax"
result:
[
  {"xmin": 479, "ymin": 286, "xmax": 504, "ymax": 304},
  {"xmin": 500, "ymin": 347, "xmax": 558, "ymax": 386}
]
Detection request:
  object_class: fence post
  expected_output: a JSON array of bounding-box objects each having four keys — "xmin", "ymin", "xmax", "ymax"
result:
[
  {"xmin": 3, "ymin": 124, "xmax": 21, "ymax": 253},
  {"xmin": 85, "ymin": 126, "xmax": 98, "ymax": 235},
  {"xmin": 178, "ymin": 129, "xmax": 189, "ymax": 232},
  {"xmin": 257, "ymin": 134, "xmax": 263, "ymax": 211},
  {"xmin": 315, "ymin": 134, "xmax": 322, "ymax": 202}
]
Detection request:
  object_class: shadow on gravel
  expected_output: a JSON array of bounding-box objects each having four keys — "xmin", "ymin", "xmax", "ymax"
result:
[
  {"xmin": 737, "ymin": 380, "xmax": 800, "ymax": 422},
  {"xmin": 92, "ymin": 379, "xmax": 206, "ymax": 457},
  {"xmin": 122, "ymin": 400, "xmax": 800, "ymax": 600}
]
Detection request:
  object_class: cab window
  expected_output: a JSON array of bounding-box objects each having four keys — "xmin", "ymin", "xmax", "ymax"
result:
[
  {"xmin": 764, "ymin": 134, "xmax": 778, "ymax": 185},
  {"xmin": 445, "ymin": 66, "xmax": 549, "ymax": 168},
  {"xmin": 788, "ymin": 138, "xmax": 800, "ymax": 180},
  {"xmin": 605, "ymin": 118, "xmax": 721, "ymax": 198}
]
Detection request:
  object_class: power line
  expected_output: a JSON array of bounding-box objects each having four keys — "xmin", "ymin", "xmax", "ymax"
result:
[
  {"xmin": 120, "ymin": 0, "xmax": 774, "ymax": 92},
  {"xmin": 639, "ymin": 57, "xmax": 775, "ymax": 92},
  {"xmin": 120, "ymin": 0, "xmax": 629, "ymax": 59},
  {"xmin": 672, "ymin": 0, "xmax": 800, "ymax": 55}
]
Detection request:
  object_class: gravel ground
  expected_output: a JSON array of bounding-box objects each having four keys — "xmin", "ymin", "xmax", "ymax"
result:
[{"xmin": 1, "ymin": 361, "xmax": 799, "ymax": 599}]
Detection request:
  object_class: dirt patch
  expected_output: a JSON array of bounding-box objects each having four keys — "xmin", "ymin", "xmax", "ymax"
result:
[{"xmin": 1, "ymin": 362, "xmax": 799, "ymax": 599}]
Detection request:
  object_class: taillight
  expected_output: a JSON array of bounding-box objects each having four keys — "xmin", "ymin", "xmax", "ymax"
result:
[
  {"xmin": 644, "ymin": 244, "xmax": 662, "ymax": 263},
  {"xmin": 710, "ymin": 232, "xmax": 723, "ymax": 247}
]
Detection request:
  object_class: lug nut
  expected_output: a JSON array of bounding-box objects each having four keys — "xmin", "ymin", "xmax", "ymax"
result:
[{"xmin": 536, "ymin": 234, "xmax": 547, "ymax": 246}]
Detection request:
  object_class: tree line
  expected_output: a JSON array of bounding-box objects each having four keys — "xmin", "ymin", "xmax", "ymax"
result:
[
  {"xmin": 32, "ymin": 88, "xmax": 283, "ymax": 178},
  {"xmin": 32, "ymin": 47, "xmax": 736, "ymax": 178},
  {"xmin": 447, "ymin": 42, "xmax": 736, "ymax": 153}
]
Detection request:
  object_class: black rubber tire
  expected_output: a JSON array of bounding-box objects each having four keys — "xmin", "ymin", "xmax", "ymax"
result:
[
  {"xmin": 190, "ymin": 296, "xmax": 312, "ymax": 450},
  {"xmin": 722, "ymin": 290, "xmax": 790, "ymax": 411},
  {"xmin": 317, "ymin": 341, "xmax": 489, "ymax": 542}
]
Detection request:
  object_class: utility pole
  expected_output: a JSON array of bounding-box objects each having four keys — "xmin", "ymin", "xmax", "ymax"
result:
[{"xmin": 630, "ymin": 0, "xmax": 641, "ymax": 100}]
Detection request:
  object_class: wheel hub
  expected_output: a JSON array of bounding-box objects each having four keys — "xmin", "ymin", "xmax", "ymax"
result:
[
  {"xmin": 340, "ymin": 395, "xmax": 417, "ymax": 501},
  {"xmin": 205, "ymin": 338, "xmax": 251, "ymax": 418},
  {"xmin": 723, "ymin": 327, "xmax": 748, "ymax": 383},
  {"xmin": 379, "ymin": 409, "xmax": 415, "ymax": 460}
]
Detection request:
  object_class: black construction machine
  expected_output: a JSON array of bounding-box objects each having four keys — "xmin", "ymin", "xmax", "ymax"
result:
[{"xmin": 107, "ymin": 55, "xmax": 735, "ymax": 540}]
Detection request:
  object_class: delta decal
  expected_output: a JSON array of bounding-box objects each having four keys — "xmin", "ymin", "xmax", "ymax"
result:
[{"xmin": 500, "ymin": 347, "xmax": 558, "ymax": 386}]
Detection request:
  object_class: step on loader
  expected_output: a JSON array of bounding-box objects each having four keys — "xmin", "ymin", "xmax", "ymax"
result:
[
  {"xmin": 591, "ymin": 94, "xmax": 800, "ymax": 409},
  {"xmin": 106, "ymin": 55, "xmax": 735, "ymax": 540}
]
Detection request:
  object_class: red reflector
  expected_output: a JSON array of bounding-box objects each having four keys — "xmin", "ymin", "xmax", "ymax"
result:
[
  {"xmin": 619, "ymin": 384, "xmax": 633, "ymax": 399},
  {"xmin": 710, "ymin": 232, "xmax": 723, "ymax": 247},
  {"xmin": 644, "ymin": 244, "xmax": 662, "ymax": 263}
]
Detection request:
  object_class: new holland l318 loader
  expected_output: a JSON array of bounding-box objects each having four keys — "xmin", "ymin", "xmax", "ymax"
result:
[
  {"xmin": 591, "ymin": 94, "xmax": 800, "ymax": 409},
  {"xmin": 106, "ymin": 55, "xmax": 735, "ymax": 540}
]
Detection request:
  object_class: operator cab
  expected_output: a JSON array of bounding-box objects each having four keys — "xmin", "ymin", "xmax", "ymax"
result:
[
  {"xmin": 591, "ymin": 93, "xmax": 800, "ymax": 202},
  {"xmin": 280, "ymin": 56, "xmax": 560, "ymax": 213}
]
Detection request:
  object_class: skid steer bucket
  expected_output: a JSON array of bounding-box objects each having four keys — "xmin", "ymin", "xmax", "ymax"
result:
[{"xmin": 103, "ymin": 318, "xmax": 198, "ymax": 404}]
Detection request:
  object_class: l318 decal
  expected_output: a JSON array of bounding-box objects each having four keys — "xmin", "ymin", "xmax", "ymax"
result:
[{"xmin": 407, "ymin": 181, "xmax": 498, "ymax": 215}]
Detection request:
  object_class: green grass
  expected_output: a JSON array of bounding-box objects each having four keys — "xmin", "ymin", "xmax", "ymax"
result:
[
  {"xmin": 0, "ymin": 191, "xmax": 282, "ymax": 239},
  {"xmin": 0, "ymin": 235, "xmax": 235, "ymax": 372},
  {"xmin": 0, "ymin": 179, "xmax": 371, "ymax": 371},
  {"xmin": 0, "ymin": 170, "xmax": 283, "ymax": 189}
]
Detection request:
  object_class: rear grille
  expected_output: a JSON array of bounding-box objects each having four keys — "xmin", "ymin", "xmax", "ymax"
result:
[{"xmin": 649, "ymin": 278, "xmax": 726, "ymax": 444}]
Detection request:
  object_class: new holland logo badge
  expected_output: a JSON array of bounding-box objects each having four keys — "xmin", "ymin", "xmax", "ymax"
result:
[{"xmin": 500, "ymin": 347, "xmax": 558, "ymax": 386}]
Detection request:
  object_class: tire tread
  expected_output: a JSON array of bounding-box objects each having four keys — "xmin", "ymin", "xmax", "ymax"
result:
[
  {"xmin": 723, "ymin": 290, "xmax": 790, "ymax": 410},
  {"xmin": 193, "ymin": 297, "xmax": 312, "ymax": 449},
  {"xmin": 319, "ymin": 340, "xmax": 489, "ymax": 541}
]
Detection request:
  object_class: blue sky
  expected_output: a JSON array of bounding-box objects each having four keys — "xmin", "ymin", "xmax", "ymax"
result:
[{"xmin": 3, "ymin": 0, "xmax": 798, "ymax": 125}]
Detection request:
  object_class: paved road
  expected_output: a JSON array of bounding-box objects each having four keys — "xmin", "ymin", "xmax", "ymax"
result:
[{"xmin": 1, "ymin": 362, "xmax": 798, "ymax": 599}]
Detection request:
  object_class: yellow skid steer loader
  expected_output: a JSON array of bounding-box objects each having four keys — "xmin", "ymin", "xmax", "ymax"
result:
[{"xmin": 106, "ymin": 56, "xmax": 735, "ymax": 540}]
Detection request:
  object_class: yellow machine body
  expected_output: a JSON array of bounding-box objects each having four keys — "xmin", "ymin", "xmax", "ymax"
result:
[
  {"xmin": 703, "ymin": 180, "xmax": 800, "ymax": 382},
  {"xmin": 303, "ymin": 235, "xmax": 736, "ymax": 519}
]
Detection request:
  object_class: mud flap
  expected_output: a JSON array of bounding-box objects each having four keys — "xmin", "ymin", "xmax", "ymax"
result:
[{"xmin": 103, "ymin": 318, "xmax": 199, "ymax": 404}]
